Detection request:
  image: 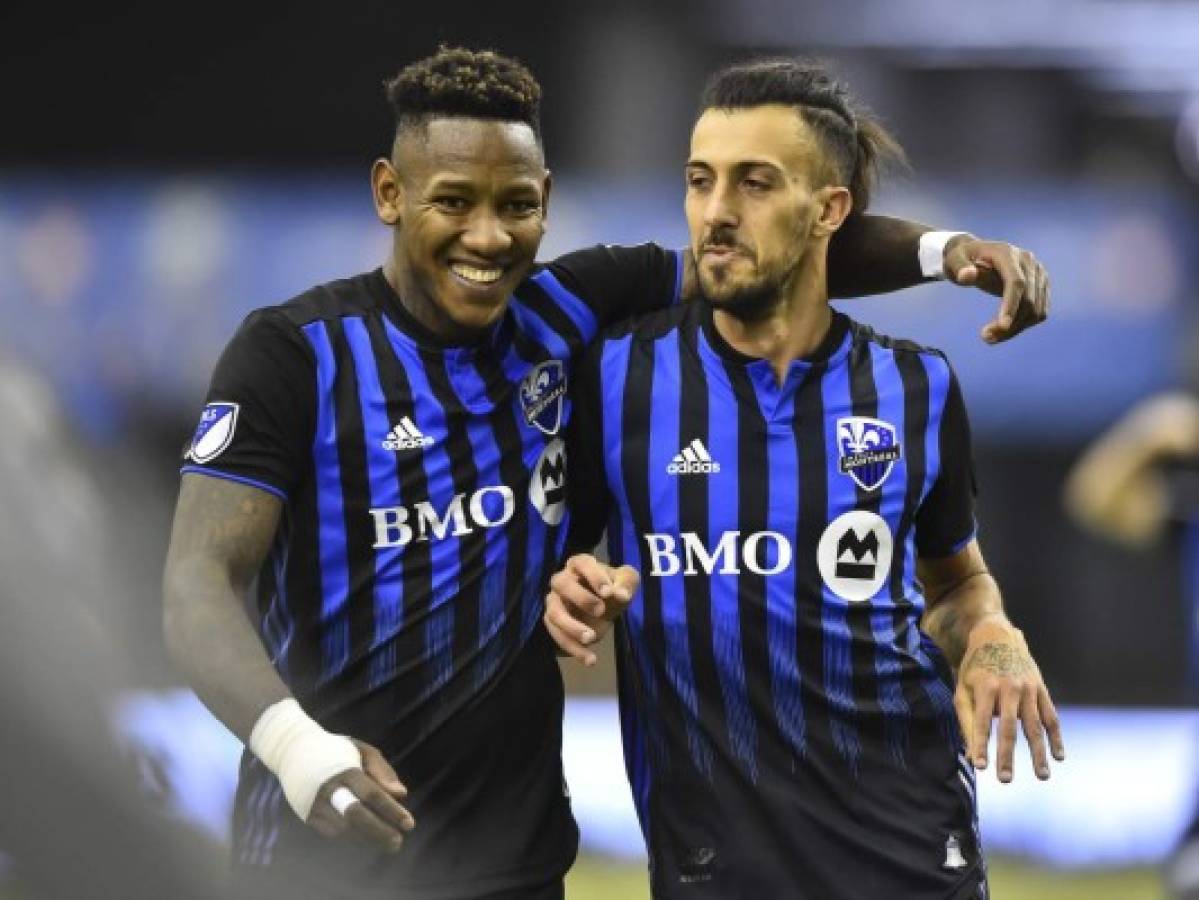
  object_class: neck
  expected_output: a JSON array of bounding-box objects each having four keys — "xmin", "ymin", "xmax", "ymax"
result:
[
  {"xmin": 712, "ymin": 249, "xmax": 831, "ymax": 383},
  {"xmin": 383, "ymin": 253, "xmax": 485, "ymax": 346}
]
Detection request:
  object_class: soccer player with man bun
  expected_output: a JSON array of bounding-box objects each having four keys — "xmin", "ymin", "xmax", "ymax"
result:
[
  {"xmin": 548, "ymin": 59, "xmax": 1065, "ymax": 899},
  {"xmin": 164, "ymin": 46, "xmax": 1049, "ymax": 899}
]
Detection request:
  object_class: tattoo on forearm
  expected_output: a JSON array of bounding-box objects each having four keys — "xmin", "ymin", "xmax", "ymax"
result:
[{"xmin": 963, "ymin": 642, "xmax": 1033, "ymax": 678}]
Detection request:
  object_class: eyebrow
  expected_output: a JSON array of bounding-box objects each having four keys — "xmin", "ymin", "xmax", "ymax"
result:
[{"xmin": 685, "ymin": 159, "xmax": 785, "ymax": 176}]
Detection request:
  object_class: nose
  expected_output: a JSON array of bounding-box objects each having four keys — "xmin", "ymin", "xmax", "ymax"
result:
[
  {"xmin": 460, "ymin": 209, "xmax": 512, "ymax": 258},
  {"xmin": 703, "ymin": 179, "xmax": 739, "ymax": 232}
]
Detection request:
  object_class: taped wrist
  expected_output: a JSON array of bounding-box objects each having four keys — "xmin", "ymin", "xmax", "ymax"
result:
[{"xmin": 249, "ymin": 698, "xmax": 361, "ymax": 822}]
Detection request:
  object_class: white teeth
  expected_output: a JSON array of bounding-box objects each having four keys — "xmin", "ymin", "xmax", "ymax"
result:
[{"xmin": 450, "ymin": 263, "xmax": 503, "ymax": 284}]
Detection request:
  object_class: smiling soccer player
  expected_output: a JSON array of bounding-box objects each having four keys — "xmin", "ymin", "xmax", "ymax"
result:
[{"xmin": 164, "ymin": 47, "xmax": 1050, "ymax": 900}]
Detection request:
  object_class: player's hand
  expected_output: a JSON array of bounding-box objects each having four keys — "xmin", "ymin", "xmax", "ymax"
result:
[
  {"xmin": 306, "ymin": 739, "xmax": 415, "ymax": 852},
  {"xmin": 942, "ymin": 236, "xmax": 1049, "ymax": 344},
  {"xmin": 954, "ymin": 620, "xmax": 1065, "ymax": 783},
  {"xmin": 543, "ymin": 553, "xmax": 640, "ymax": 666}
]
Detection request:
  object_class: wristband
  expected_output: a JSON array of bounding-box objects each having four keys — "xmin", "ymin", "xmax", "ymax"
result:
[
  {"xmin": 249, "ymin": 698, "xmax": 361, "ymax": 822},
  {"xmin": 918, "ymin": 231, "xmax": 968, "ymax": 280}
]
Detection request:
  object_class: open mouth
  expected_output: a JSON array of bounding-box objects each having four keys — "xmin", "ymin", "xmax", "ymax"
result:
[{"xmin": 449, "ymin": 262, "xmax": 505, "ymax": 286}]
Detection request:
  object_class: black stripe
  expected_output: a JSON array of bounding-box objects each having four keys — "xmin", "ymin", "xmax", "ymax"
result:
[
  {"xmin": 421, "ymin": 349, "xmax": 485, "ymax": 702},
  {"xmin": 676, "ymin": 325, "xmax": 732, "ymax": 776},
  {"xmin": 722, "ymin": 359, "xmax": 785, "ymax": 778},
  {"xmin": 473, "ymin": 349, "xmax": 529, "ymax": 670},
  {"xmin": 845, "ymin": 336, "xmax": 886, "ymax": 749},
  {"xmin": 621, "ymin": 338, "xmax": 685, "ymax": 773},
  {"xmin": 891, "ymin": 350, "xmax": 939, "ymax": 722},
  {"xmin": 362, "ymin": 315, "xmax": 434, "ymax": 737},
  {"xmin": 793, "ymin": 364, "xmax": 833, "ymax": 756}
]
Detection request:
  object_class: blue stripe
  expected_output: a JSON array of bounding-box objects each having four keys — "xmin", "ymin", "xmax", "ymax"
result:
[
  {"xmin": 706, "ymin": 381, "xmax": 759, "ymax": 776},
  {"xmin": 342, "ymin": 318, "xmax": 405, "ymax": 689},
  {"xmin": 672, "ymin": 248, "xmax": 685, "ymax": 304},
  {"xmin": 867, "ymin": 344, "xmax": 913, "ymax": 763},
  {"xmin": 530, "ymin": 269, "xmax": 600, "ymax": 342},
  {"xmin": 456, "ymin": 358, "xmax": 511, "ymax": 687},
  {"xmin": 180, "ymin": 466, "xmax": 287, "ymax": 501},
  {"xmin": 301, "ymin": 322, "xmax": 351, "ymax": 680},
  {"xmin": 603, "ymin": 337, "xmax": 666, "ymax": 769},
  {"xmin": 820, "ymin": 360, "xmax": 861, "ymax": 768},
  {"xmin": 764, "ymin": 424, "xmax": 805, "ymax": 763},
  {"xmin": 917, "ymin": 354, "xmax": 960, "ymax": 727},
  {"xmin": 508, "ymin": 298, "xmax": 571, "ymax": 360},
  {"xmin": 261, "ymin": 529, "xmax": 294, "ymax": 679},
  {"xmin": 380, "ymin": 317, "xmax": 460, "ymax": 696},
  {"xmin": 649, "ymin": 332, "xmax": 712, "ymax": 777}
]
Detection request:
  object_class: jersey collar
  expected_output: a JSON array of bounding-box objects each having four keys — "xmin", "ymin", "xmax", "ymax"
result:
[{"xmin": 697, "ymin": 297, "xmax": 853, "ymax": 372}]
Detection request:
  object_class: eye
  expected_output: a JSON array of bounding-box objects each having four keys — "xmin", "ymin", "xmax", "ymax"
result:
[
  {"xmin": 433, "ymin": 196, "xmax": 468, "ymax": 213},
  {"xmin": 505, "ymin": 199, "xmax": 541, "ymax": 216},
  {"xmin": 743, "ymin": 178, "xmax": 771, "ymax": 192},
  {"xmin": 686, "ymin": 172, "xmax": 712, "ymax": 191}
]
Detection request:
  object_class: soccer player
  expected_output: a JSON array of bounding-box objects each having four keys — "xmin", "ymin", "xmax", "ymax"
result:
[
  {"xmin": 163, "ymin": 48, "xmax": 1049, "ymax": 900},
  {"xmin": 547, "ymin": 60, "xmax": 1064, "ymax": 899}
]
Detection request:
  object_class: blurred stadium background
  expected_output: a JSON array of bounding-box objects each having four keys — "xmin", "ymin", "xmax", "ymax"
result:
[{"xmin": 2, "ymin": 0, "xmax": 1197, "ymax": 896}]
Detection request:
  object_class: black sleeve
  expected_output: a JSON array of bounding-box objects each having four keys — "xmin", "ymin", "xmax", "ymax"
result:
[
  {"xmin": 548, "ymin": 243, "xmax": 682, "ymax": 328},
  {"xmin": 915, "ymin": 363, "xmax": 978, "ymax": 558},
  {"xmin": 180, "ymin": 309, "xmax": 315, "ymax": 499},
  {"xmin": 565, "ymin": 340, "xmax": 612, "ymax": 555}
]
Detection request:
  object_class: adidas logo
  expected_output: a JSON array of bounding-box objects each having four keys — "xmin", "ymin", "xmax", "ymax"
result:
[
  {"xmin": 667, "ymin": 439, "xmax": 721, "ymax": 475},
  {"xmin": 382, "ymin": 416, "xmax": 434, "ymax": 451}
]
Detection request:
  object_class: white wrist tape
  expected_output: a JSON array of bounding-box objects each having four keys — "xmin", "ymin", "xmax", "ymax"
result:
[
  {"xmin": 249, "ymin": 698, "xmax": 361, "ymax": 822},
  {"xmin": 918, "ymin": 230, "xmax": 968, "ymax": 280}
]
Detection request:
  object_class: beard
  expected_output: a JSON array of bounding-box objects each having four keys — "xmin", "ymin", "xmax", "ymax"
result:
[{"xmin": 700, "ymin": 263, "xmax": 791, "ymax": 322}]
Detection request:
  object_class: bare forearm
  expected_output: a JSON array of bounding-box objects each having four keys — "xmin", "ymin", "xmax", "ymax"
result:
[
  {"xmin": 827, "ymin": 214, "xmax": 931, "ymax": 298},
  {"xmin": 164, "ymin": 560, "xmax": 290, "ymax": 741},
  {"xmin": 163, "ymin": 475, "xmax": 292, "ymax": 741},
  {"xmin": 921, "ymin": 572, "xmax": 1008, "ymax": 669}
]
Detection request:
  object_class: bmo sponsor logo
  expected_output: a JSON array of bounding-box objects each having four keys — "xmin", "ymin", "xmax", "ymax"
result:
[
  {"xmin": 370, "ymin": 487, "xmax": 516, "ymax": 548},
  {"xmin": 369, "ymin": 439, "xmax": 567, "ymax": 547},
  {"xmin": 643, "ymin": 531, "xmax": 793, "ymax": 577}
]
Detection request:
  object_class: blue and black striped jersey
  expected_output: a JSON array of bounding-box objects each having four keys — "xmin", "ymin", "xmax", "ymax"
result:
[
  {"xmin": 181, "ymin": 244, "xmax": 681, "ymax": 898},
  {"xmin": 568, "ymin": 299, "xmax": 986, "ymax": 900}
]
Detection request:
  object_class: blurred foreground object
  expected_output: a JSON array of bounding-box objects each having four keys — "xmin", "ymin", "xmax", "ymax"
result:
[
  {"xmin": 1065, "ymin": 390, "xmax": 1199, "ymax": 899},
  {"xmin": 0, "ymin": 356, "xmax": 215, "ymax": 899}
]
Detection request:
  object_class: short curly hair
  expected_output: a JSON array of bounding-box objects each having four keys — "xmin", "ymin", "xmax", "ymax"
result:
[
  {"xmin": 384, "ymin": 46, "xmax": 542, "ymax": 140},
  {"xmin": 701, "ymin": 58, "xmax": 905, "ymax": 213}
]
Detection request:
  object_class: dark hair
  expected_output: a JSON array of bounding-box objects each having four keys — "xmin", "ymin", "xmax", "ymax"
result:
[
  {"xmin": 700, "ymin": 58, "xmax": 905, "ymax": 212},
  {"xmin": 384, "ymin": 46, "xmax": 542, "ymax": 140}
]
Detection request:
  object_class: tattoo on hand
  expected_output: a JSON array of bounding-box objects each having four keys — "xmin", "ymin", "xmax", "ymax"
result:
[{"xmin": 963, "ymin": 642, "xmax": 1034, "ymax": 678}]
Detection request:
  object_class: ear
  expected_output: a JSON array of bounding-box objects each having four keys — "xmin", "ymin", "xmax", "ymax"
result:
[
  {"xmin": 811, "ymin": 185, "xmax": 852, "ymax": 237},
  {"xmin": 371, "ymin": 157, "xmax": 404, "ymax": 226},
  {"xmin": 540, "ymin": 169, "xmax": 553, "ymax": 224}
]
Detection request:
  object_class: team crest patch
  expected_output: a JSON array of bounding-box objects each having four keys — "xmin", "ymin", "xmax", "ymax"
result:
[
  {"xmin": 520, "ymin": 360, "xmax": 567, "ymax": 436},
  {"xmin": 187, "ymin": 402, "xmax": 239, "ymax": 464},
  {"xmin": 837, "ymin": 416, "xmax": 901, "ymax": 491}
]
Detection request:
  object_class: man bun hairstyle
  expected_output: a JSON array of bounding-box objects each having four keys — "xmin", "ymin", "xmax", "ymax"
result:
[
  {"xmin": 700, "ymin": 58, "xmax": 905, "ymax": 213},
  {"xmin": 385, "ymin": 45, "xmax": 542, "ymax": 140}
]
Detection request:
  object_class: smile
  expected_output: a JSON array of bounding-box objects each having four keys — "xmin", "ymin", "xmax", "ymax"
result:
[{"xmin": 450, "ymin": 263, "xmax": 504, "ymax": 285}]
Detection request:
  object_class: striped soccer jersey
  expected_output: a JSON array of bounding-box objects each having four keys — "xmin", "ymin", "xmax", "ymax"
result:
[
  {"xmin": 568, "ymin": 300, "xmax": 986, "ymax": 900},
  {"xmin": 180, "ymin": 244, "xmax": 681, "ymax": 899}
]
